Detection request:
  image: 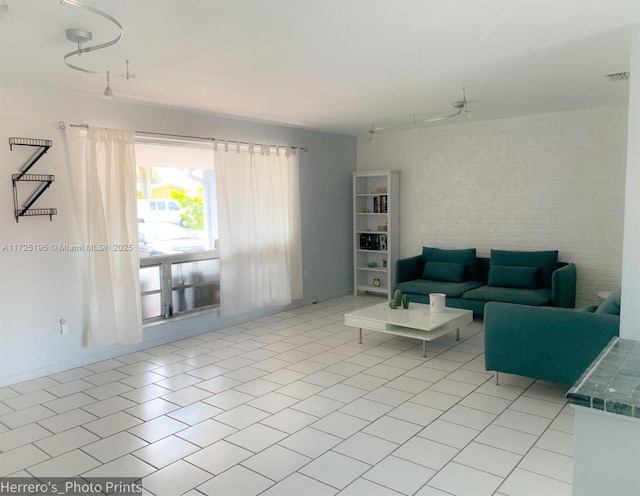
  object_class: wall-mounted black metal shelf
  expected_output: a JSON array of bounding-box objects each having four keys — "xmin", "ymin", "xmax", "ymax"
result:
[{"xmin": 9, "ymin": 137, "xmax": 56, "ymax": 222}]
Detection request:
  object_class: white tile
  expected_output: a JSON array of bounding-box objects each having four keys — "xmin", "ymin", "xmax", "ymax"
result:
[
  {"xmin": 197, "ymin": 465, "xmax": 274, "ymax": 496},
  {"xmin": 11, "ymin": 377, "xmax": 60, "ymax": 395},
  {"xmin": 340, "ymin": 373, "xmax": 388, "ymax": 391},
  {"xmin": 292, "ymin": 395, "xmax": 344, "ymax": 417},
  {"xmin": 311, "ymin": 411, "xmax": 369, "ymax": 438},
  {"xmin": 133, "ymin": 435, "xmax": 200, "ymax": 469},
  {"xmin": 0, "ymin": 444, "xmax": 49, "ymax": 477},
  {"xmin": 127, "ymin": 415, "xmax": 188, "ymax": 443},
  {"xmin": 241, "ymin": 444, "xmax": 311, "ymax": 481},
  {"xmin": 429, "ymin": 379, "xmax": 477, "ymax": 398},
  {"xmin": 146, "ymin": 353, "xmax": 187, "ymax": 367},
  {"xmin": 0, "ymin": 405, "xmax": 55, "ymax": 428},
  {"xmin": 204, "ymin": 390, "xmax": 255, "ymax": 410},
  {"xmin": 261, "ymin": 408, "xmax": 318, "ymax": 434},
  {"xmin": 363, "ymin": 387, "xmax": 414, "ymax": 407},
  {"xmin": 422, "ymin": 358, "xmax": 462, "ymax": 372},
  {"xmin": 499, "ymin": 468, "xmax": 572, "ymax": 496},
  {"xmin": 404, "ymin": 367, "xmax": 449, "ymax": 383},
  {"xmin": 454, "ymin": 442, "xmax": 521, "ymax": 477},
  {"xmin": 418, "ymin": 419, "xmax": 478, "ymax": 449},
  {"xmin": 225, "ymin": 423, "xmax": 288, "ymax": 452},
  {"xmin": 341, "ymin": 478, "xmax": 404, "ymax": 496},
  {"xmin": 81, "ymin": 431, "xmax": 148, "ymax": 463},
  {"xmin": 394, "ymin": 437, "xmax": 458, "ymax": 470},
  {"xmin": 118, "ymin": 371, "xmax": 165, "ymax": 388},
  {"xmin": 302, "ymin": 370, "xmax": 346, "ymax": 387},
  {"xmin": 48, "ymin": 368, "xmax": 94, "ymax": 384},
  {"xmin": 117, "ymin": 361, "xmax": 161, "ymax": 376},
  {"xmin": 288, "ymin": 360, "xmax": 329, "ymax": 375},
  {"xmin": 166, "ymin": 402, "xmax": 223, "ymax": 425},
  {"xmin": 459, "ymin": 392, "xmax": 512, "ymax": 414},
  {"xmin": 125, "ymin": 398, "xmax": 179, "ymax": 421},
  {"xmin": 510, "ymin": 396, "xmax": 564, "ymax": 419},
  {"xmin": 276, "ymin": 381, "xmax": 325, "ymax": 400},
  {"xmin": 363, "ymin": 416, "xmax": 422, "ymax": 444},
  {"xmin": 84, "ymin": 359, "xmax": 126, "ymax": 374},
  {"xmin": 550, "ymin": 413, "xmax": 575, "ymax": 434},
  {"xmin": 384, "ymin": 376, "xmax": 432, "ymax": 394},
  {"xmin": 29, "ymin": 449, "xmax": 100, "ymax": 478},
  {"xmin": 216, "ymin": 357, "xmax": 255, "ymax": 370},
  {"xmin": 45, "ymin": 392, "xmax": 96, "ymax": 414},
  {"xmin": 535, "ymin": 429, "xmax": 574, "ymax": 457},
  {"xmin": 122, "ymin": 384, "xmax": 172, "ymax": 403},
  {"xmin": 214, "ymin": 404, "xmax": 270, "ymax": 429},
  {"xmin": 428, "ymin": 462, "xmax": 502, "ymax": 496},
  {"xmin": 83, "ymin": 411, "xmax": 142, "ymax": 437},
  {"xmin": 278, "ymin": 427, "xmax": 342, "ymax": 458},
  {"xmin": 299, "ymin": 450, "xmax": 369, "ymax": 489},
  {"xmin": 83, "ymin": 369, "xmax": 128, "ymax": 386},
  {"xmin": 248, "ymin": 392, "xmax": 299, "ymax": 413},
  {"xmin": 410, "ymin": 389, "xmax": 460, "ymax": 411},
  {"xmin": 474, "ymin": 424, "xmax": 538, "ymax": 455},
  {"xmin": 153, "ymin": 362, "xmax": 197, "ymax": 377},
  {"xmin": 413, "ymin": 485, "xmax": 453, "ymax": 496},
  {"xmin": 318, "ymin": 383, "xmax": 368, "ymax": 403},
  {"xmin": 234, "ymin": 378, "xmax": 281, "ymax": 396},
  {"xmin": 493, "ymin": 409, "xmax": 552, "ymax": 436},
  {"xmin": 45, "ymin": 379, "xmax": 94, "ymax": 398},
  {"xmin": 186, "ymin": 440, "xmax": 252, "ymax": 475},
  {"xmin": 519, "ymin": 447, "xmax": 573, "ymax": 483},
  {"xmin": 382, "ymin": 355, "xmax": 425, "ymax": 370},
  {"xmin": 475, "ymin": 381, "xmax": 525, "ymax": 401},
  {"xmin": 523, "ymin": 384, "xmax": 569, "ymax": 404},
  {"xmin": 260, "ymin": 473, "xmax": 337, "ymax": 496},
  {"xmin": 82, "ymin": 396, "xmax": 137, "ymax": 418},
  {"xmin": 364, "ymin": 456, "xmax": 436, "ymax": 495},
  {"xmin": 156, "ymin": 374, "xmax": 202, "ymax": 391},
  {"xmin": 162, "ymin": 386, "xmax": 211, "ymax": 407},
  {"xmin": 196, "ymin": 376, "xmax": 243, "ymax": 393},
  {"xmin": 37, "ymin": 408, "xmax": 98, "ymax": 434},
  {"xmin": 365, "ymin": 364, "xmax": 407, "ymax": 380},
  {"xmin": 176, "ymin": 419, "xmax": 237, "ymax": 448},
  {"xmin": 495, "ymin": 373, "xmax": 536, "ymax": 388},
  {"xmin": 143, "ymin": 460, "xmax": 212, "ymax": 496},
  {"xmin": 187, "ymin": 364, "xmax": 230, "ymax": 380},
  {"xmin": 338, "ymin": 398, "xmax": 394, "ymax": 421},
  {"xmin": 34, "ymin": 426, "xmax": 99, "ymax": 457},
  {"xmin": 439, "ymin": 405, "xmax": 496, "ymax": 430},
  {"xmin": 260, "ymin": 369, "xmax": 306, "ymax": 385},
  {"xmin": 83, "ymin": 453, "xmax": 156, "ymax": 478},
  {"xmin": 323, "ymin": 362, "xmax": 367, "ymax": 377},
  {"xmin": 387, "ymin": 402, "xmax": 441, "ymax": 426},
  {"xmin": 310, "ymin": 351, "xmax": 349, "ymax": 365},
  {"xmin": 0, "ymin": 423, "xmax": 52, "ymax": 451},
  {"xmin": 334, "ymin": 432, "xmax": 398, "ymax": 465}
]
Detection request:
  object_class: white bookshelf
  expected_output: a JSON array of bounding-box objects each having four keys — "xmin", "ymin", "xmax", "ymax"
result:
[{"xmin": 353, "ymin": 170, "xmax": 400, "ymax": 298}]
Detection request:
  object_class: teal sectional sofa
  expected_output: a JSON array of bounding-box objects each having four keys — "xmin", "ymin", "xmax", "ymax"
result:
[
  {"xmin": 484, "ymin": 292, "xmax": 621, "ymax": 385},
  {"xmin": 395, "ymin": 247, "xmax": 576, "ymax": 316}
]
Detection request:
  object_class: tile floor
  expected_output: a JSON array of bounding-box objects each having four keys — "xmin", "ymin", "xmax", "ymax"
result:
[{"xmin": 0, "ymin": 295, "xmax": 575, "ymax": 495}]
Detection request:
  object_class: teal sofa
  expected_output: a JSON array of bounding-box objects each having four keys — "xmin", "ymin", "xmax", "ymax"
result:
[
  {"xmin": 484, "ymin": 296, "xmax": 621, "ymax": 385},
  {"xmin": 395, "ymin": 247, "xmax": 577, "ymax": 316}
]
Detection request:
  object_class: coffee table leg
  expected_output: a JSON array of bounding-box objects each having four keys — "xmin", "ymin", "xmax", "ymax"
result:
[
  {"xmin": 422, "ymin": 340, "xmax": 426, "ymax": 358},
  {"xmin": 456, "ymin": 328, "xmax": 460, "ymax": 341},
  {"xmin": 359, "ymin": 328, "xmax": 363, "ymax": 345}
]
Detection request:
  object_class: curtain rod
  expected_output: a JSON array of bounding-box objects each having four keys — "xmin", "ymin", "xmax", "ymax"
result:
[{"xmin": 57, "ymin": 121, "xmax": 309, "ymax": 152}]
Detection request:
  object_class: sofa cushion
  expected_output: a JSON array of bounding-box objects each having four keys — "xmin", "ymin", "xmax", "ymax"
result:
[
  {"xmin": 488, "ymin": 265, "xmax": 539, "ymax": 289},
  {"xmin": 490, "ymin": 249, "xmax": 558, "ymax": 288},
  {"xmin": 423, "ymin": 261, "xmax": 465, "ymax": 283},
  {"xmin": 396, "ymin": 279, "xmax": 484, "ymax": 298},
  {"xmin": 463, "ymin": 285, "xmax": 551, "ymax": 306},
  {"xmin": 422, "ymin": 247, "xmax": 477, "ymax": 281},
  {"xmin": 596, "ymin": 288, "xmax": 621, "ymax": 315},
  {"xmin": 577, "ymin": 304, "xmax": 599, "ymax": 313}
]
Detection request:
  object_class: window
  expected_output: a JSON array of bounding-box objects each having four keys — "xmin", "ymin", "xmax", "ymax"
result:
[{"xmin": 135, "ymin": 140, "xmax": 220, "ymax": 321}]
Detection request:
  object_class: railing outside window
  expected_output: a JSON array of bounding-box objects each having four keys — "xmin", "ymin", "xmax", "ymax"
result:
[{"xmin": 140, "ymin": 250, "xmax": 220, "ymax": 322}]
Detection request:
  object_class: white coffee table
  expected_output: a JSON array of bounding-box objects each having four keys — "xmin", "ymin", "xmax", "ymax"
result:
[{"xmin": 344, "ymin": 301, "xmax": 473, "ymax": 357}]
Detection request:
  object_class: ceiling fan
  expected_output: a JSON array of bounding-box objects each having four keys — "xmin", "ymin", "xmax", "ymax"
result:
[{"xmin": 368, "ymin": 87, "xmax": 474, "ymax": 138}]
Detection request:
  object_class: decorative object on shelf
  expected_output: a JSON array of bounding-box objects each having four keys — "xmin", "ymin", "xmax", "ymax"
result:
[
  {"xmin": 373, "ymin": 278, "xmax": 381, "ymax": 287},
  {"xmin": 61, "ymin": 0, "xmax": 134, "ymax": 97},
  {"xmin": 368, "ymin": 87, "xmax": 474, "ymax": 139},
  {"xmin": 379, "ymin": 235, "xmax": 387, "ymax": 251},
  {"xmin": 402, "ymin": 294, "xmax": 410, "ymax": 309},
  {"xmin": 367, "ymin": 261, "xmax": 378, "ymax": 268},
  {"xmin": 383, "ymin": 259, "xmax": 387, "ymax": 268},
  {"xmin": 430, "ymin": 292, "xmax": 446, "ymax": 313},
  {"xmin": 9, "ymin": 137, "xmax": 56, "ymax": 222}
]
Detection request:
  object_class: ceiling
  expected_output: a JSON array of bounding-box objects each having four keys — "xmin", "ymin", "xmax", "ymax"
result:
[{"xmin": 1, "ymin": 0, "xmax": 639, "ymax": 136}]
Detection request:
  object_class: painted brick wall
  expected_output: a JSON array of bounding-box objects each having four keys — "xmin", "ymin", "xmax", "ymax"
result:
[{"xmin": 357, "ymin": 106, "xmax": 627, "ymax": 307}]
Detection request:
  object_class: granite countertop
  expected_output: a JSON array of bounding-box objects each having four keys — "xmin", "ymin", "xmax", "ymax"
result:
[{"xmin": 567, "ymin": 337, "xmax": 640, "ymax": 417}]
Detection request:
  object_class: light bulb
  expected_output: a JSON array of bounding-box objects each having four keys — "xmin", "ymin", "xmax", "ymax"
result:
[{"xmin": 103, "ymin": 70, "xmax": 113, "ymax": 99}]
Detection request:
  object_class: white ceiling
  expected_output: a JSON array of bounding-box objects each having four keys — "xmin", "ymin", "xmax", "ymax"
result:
[{"xmin": 1, "ymin": 0, "xmax": 639, "ymax": 136}]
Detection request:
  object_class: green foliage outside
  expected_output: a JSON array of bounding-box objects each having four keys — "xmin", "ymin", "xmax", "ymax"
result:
[{"xmin": 171, "ymin": 188, "xmax": 204, "ymax": 229}]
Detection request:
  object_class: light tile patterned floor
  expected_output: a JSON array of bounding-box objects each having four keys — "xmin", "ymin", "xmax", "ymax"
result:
[{"xmin": 0, "ymin": 295, "xmax": 574, "ymax": 495}]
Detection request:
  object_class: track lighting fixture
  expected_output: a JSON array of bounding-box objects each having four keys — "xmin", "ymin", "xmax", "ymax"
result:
[{"xmin": 103, "ymin": 71, "xmax": 113, "ymax": 98}]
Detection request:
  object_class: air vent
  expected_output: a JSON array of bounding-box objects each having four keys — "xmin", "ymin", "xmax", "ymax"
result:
[{"xmin": 605, "ymin": 72, "xmax": 630, "ymax": 82}]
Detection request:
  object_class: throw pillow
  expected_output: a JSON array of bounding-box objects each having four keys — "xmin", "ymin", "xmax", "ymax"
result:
[
  {"xmin": 595, "ymin": 288, "xmax": 621, "ymax": 316},
  {"xmin": 488, "ymin": 265, "xmax": 539, "ymax": 289},
  {"xmin": 490, "ymin": 249, "xmax": 558, "ymax": 288},
  {"xmin": 422, "ymin": 247, "xmax": 477, "ymax": 281},
  {"xmin": 423, "ymin": 261, "xmax": 466, "ymax": 283}
]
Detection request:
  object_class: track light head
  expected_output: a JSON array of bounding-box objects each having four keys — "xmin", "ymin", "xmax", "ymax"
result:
[{"xmin": 103, "ymin": 71, "xmax": 113, "ymax": 98}]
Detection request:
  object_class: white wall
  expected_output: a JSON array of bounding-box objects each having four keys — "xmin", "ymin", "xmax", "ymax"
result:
[
  {"xmin": 357, "ymin": 106, "xmax": 628, "ymax": 307},
  {"xmin": 0, "ymin": 83, "xmax": 356, "ymax": 386},
  {"xmin": 621, "ymin": 24, "xmax": 640, "ymax": 340}
]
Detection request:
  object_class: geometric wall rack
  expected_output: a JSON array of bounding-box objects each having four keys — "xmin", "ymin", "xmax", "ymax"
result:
[{"xmin": 9, "ymin": 137, "xmax": 57, "ymax": 222}]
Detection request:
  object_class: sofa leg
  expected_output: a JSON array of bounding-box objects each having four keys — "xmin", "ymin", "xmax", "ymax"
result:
[
  {"xmin": 456, "ymin": 328, "xmax": 460, "ymax": 341},
  {"xmin": 359, "ymin": 328, "xmax": 362, "ymax": 345},
  {"xmin": 495, "ymin": 372, "xmax": 499, "ymax": 386}
]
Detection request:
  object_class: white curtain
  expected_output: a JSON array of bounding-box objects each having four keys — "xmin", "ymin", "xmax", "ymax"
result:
[
  {"xmin": 215, "ymin": 142, "xmax": 303, "ymax": 316},
  {"xmin": 64, "ymin": 126, "xmax": 142, "ymax": 347}
]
